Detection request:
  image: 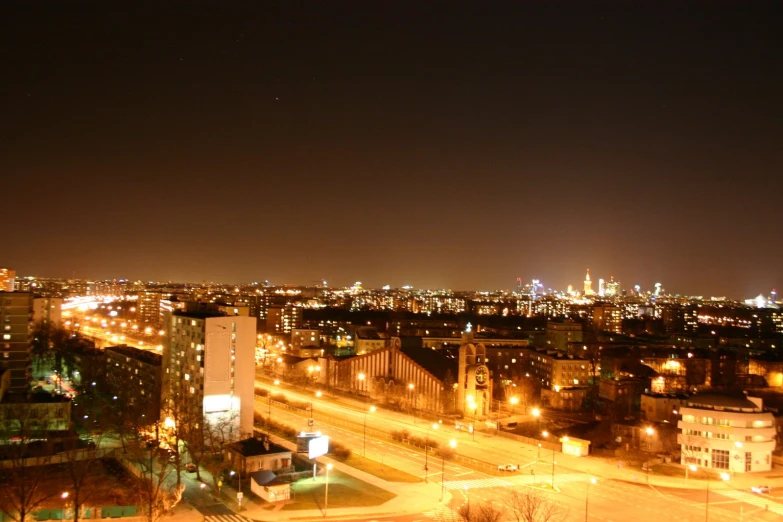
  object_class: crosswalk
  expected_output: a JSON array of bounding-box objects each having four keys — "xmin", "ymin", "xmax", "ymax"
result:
[
  {"xmin": 442, "ymin": 477, "xmax": 514, "ymax": 491},
  {"xmin": 204, "ymin": 514, "xmax": 254, "ymax": 522},
  {"xmin": 716, "ymin": 489, "xmax": 783, "ymax": 516},
  {"xmin": 422, "ymin": 505, "xmax": 460, "ymax": 522}
]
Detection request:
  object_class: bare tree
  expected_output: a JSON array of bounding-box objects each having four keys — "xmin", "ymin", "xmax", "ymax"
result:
[
  {"xmin": 505, "ymin": 490, "xmax": 566, "ymax": 522},
  {"xmin": 458, "ymin": 501, "xmax": 505, "ymax": 522},
  {"xmin": 122, "ymin": 438, "xmax": 184, "ymax": 522},
  {"xmin": 0, "ymin": 404, "xmax": 57, "ymax": 522}
]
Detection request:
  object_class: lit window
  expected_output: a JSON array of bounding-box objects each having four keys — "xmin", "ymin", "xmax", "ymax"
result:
[{"xmin": 2, "ymin": 334, "xmax": 10, "ymax": 340}]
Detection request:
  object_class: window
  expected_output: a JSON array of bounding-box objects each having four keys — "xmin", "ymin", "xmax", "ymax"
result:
[
  {"xmin": 711, "ymin": 449, "xmax": 729, "ymax": 470},
  {"xmin": 2, "ymin": 334, "xmax": 9, "ymax": 340},
  {"xmin": 745, "ymin": 452, "xmax": 751, "ymax": 472}
]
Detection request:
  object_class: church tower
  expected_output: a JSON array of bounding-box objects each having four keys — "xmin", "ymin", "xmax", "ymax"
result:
[{"xmin": 457, "ymin": 332, "xmax": 491, "ymax": 423}]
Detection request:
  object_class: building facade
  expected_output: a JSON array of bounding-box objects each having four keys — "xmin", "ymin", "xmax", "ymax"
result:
[
  {"xmin": 105, "ymin": 344, "xmax": 162, "ymax": 420},
  {"xmin": 0, "ymin": 269, "xmax": 16, "ymax": 293},
  {"xmin": 163, "ymin": 309, "xmax": 257, "ymax": 436},
  {"xmin": 0, "ymin": 292, "xmax": 32, "ymax": 392},
  {"xmin": 677, "ymin": 394, "xmax": 776, "ymax": 473},
  {"xmin": 33, "ymin": 297, "xmax": 63, "ymax": 328}
]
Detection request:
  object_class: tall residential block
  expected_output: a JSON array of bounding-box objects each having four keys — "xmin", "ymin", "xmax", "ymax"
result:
[
  {"xmin": 0, "ymin": 291, "xmax": 33, "ymax": 392},
  {"xmin": 33, "ymin": 297, "xmax": 63, "ymax": 328},
  {"xmin": 162, "ymin": 308, "xmax": 256, "ymax": 436},
  {"xmin": 0, "ymin": 269, "xmax": 15, "ymax": 293}
]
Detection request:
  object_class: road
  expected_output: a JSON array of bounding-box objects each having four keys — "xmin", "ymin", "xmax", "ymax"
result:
[{"xmin": 254, "ymin": 374, "xmax": 783, "ymax": 522}]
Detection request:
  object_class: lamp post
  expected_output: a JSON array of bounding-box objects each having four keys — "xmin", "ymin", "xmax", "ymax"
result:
[
  {"xmin": 324, "ymin": 463, "xmax": 334, "ymax": 518},
  {"xmin": 440, "ymin": 439, "xmax": 457, "ymax": 502},
  {"xmin": 363, "ymin": 406, "xmax": 376, "ymax": 458},
  {"xmin": 645, "ymin": 427, "xmax": 655, "ymax": 484},
  {"xmin": 468, "ymin": 402, "xmax": 477, "ymax": 441},
  {"xmin": 509, "ymin": 396, "xmax": 519, "ymax": 416},
  {"xmin": 543, "ymin": 431, "xmax": 555, "ymax": 488},
  {"xmin": 408, "ymin": 383, "xmax": 415, "ymax": 422},
  {"xmin": 424, "ymin": 423, "xmax": 438, "ymax": 482},
  {"xmin": 532, "ymin": 407, "xmax": 541, "ymax": 434},
  {"xmin": 585, "ymin": 477, "xmax": 596, "ymax": 522},
  {"xmin": 687, "ymin": 463, "xmax": 697, "ymax": 481},
  {"xmin": 358, "ymin": 372, "xmax": 366, "ymax": 401}
]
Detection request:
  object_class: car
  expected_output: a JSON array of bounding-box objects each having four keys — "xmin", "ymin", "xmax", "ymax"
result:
[
  {"xmin": 498, "ymin": 464, "xmax": 519, "ymax": 472},
  {"xmin": 751, "ymin": 486, "xmax": 771, "ymax": 494},
  {"xmin": 185, "ymin": 463, "xmax": 197, "ymax": 473}
]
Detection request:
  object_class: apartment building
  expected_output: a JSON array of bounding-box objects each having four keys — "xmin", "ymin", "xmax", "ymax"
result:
[
  {"xmin": 0, "ymin": 292, "xmax": 33, "ymax": 392},
  {"xmin": 162, "ymin": 308, "xmax": 256, "ymax": 436},
  {"xmin": 677, "ymin": 393, "xmax": 776, "ymax": 473}
]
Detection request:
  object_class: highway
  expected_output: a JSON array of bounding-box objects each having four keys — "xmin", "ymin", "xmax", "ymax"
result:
[{"xmin": 254, "ymin": 374, "xmax": 783, "ymax": 522}]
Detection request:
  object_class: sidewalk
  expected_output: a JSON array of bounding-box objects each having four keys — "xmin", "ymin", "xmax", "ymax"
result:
[{"xmin": 237, "ymin": 432, "xmax": 450, "ymax": 520}]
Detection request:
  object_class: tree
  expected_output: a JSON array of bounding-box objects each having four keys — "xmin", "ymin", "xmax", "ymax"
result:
[
  {"xmin": 505, "ymin": 490, "xmax": 566, "ymax": 522},
  {"xmin": 61, "ymin": 439, "xmax": 104, "ymax": 522},
  {"xmin": 0, "ymin": 404, "xmax": 58, "ymax": 522},
  {"xmin": 441, "ymin": 369, "xmax": 457, "ymax": 414},
  {"xmin": 122, "ymin": 438, "xmax": 183, "ymax": 522},
  {"xmin": 458, "ymin": 501, "xmax": 504, "ymax": 522}
]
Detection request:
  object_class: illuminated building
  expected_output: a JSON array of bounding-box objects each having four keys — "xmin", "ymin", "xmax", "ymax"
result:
[
  {"xmin": 583, "ymin": 269, "xmax": 594, "ymax": 296},
  {"xmin": 592, "ymin": 303, "xmax": 622, "ymax": 334},
  {"xmin": 546, "ymin": 321, "xmax": 583, "ymax": 350},
  {"xmin": 162, "ymin": 308, "xmax": 256, "ymax": 435},
  {"xmin": 105, "ymin": 344, "xmax": 162, "ymax": 421},
  {"xmin": 265, "ymin": 304, "xmax": 301, "ymax": 333},
  {"xmin": 0, "ymin": 269, "xmax": 15, "ymax": 293},
  {"xmin": 604, "ymin": 277, "xmax": 620, "ymax": 297},
  {"xmin": 32, "ymin": 296, "xmax": 62, "ymax": 327},
  {"xmin": 0, "ymin": 291, "xmax": 32, "ymax": 392},
  {"xmin": 678, "ymin": 393, "xmax": 775, "ymax": 473},
  {"xmin": 598, "ymin": 278, "xmax": 605, "ymax": 297},
  {"xmin": 137, "ymin": 291, "xmax": 162, "ymax": 328},
  {"xmin": 291, "ymin": 328, "xmax": 320, "ymax": 356}
]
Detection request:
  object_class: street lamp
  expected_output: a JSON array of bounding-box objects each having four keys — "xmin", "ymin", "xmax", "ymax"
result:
[
  {"xmin": 324, "ymin": 463, "xmax": 334, "ymax": 517},
  {"xmin": 408, "ymin": 383, "xmax": 415, "ymax": 422},
  {"xmin": 424, "ymin": 423, "xmax": 439, "ymax": 483},
  {"xmin": 542, "ymin": 431, "xmax": 555, "ymax": 488},
  {"xmin": 363, "ymin": 406, "xmax": 376, "ymax": 458},
  {"xmin": 532, "ymin": 407, "xmax": 541, "ymax": 434},
  {"xmin": 468, "ymin": 402, "xmax": 477, "ymax": 441},
  {"xmin": 585, "ymin": 477, "xmax": 596, "ymax": 522},
  {"xmin": 440, "ymin": 439, "xmax": 457, "ymax": 502},
  {"xmin": 645, "ymin": 427, "xmax": 655, "ymax": 484},
  {"xmin": 687, "ymin": 463, "xmax": 697, "ymax": 481},
  {"xmin": 509, "ymin": 396, "xmax": 519, "ymax": 416}
]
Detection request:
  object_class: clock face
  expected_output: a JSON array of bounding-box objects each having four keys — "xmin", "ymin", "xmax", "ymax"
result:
[{"xmin": 475, "ymin": 365, "xmax": 489, "ymax": 386}]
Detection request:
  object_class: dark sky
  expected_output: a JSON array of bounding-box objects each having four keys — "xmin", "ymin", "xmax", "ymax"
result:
[{"xmin": 2, "ymin": 2, "xmax": 781, "ymax": 297}]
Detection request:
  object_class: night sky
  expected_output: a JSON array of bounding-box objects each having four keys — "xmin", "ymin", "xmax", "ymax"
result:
[{"xmin": 2, "ymin": 2, "xmax": 781, "ymax": 297}]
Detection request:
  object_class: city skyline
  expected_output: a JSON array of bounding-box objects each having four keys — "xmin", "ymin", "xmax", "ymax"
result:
[{"xmin": 3, "ymin": 3, "xmax": 781, "ymax": 300}]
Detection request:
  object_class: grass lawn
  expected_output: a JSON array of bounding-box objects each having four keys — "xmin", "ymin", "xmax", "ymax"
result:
[
  {"xmin": 283, "ymin": 469, "xmax": 396, "ymax": 511},
  {"xmin": 340, "ymin": 454, "xmax": 421, "ymax": 483}
]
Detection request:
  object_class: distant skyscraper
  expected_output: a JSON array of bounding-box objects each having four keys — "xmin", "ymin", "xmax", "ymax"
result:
[
  {"xmin": 0, "ymin": 269, "xmax": 16, "ymax": 293},
  {"xmin": 583, "ymin": 270, "xmax": 594, "ymax": 296},
  {"xmin": 598, "ymin": 278, "xmax": 605, "ymax": 297},
  {"xmin": 605, "ymin": 277, "xmax": 621, "ymax": 297}
]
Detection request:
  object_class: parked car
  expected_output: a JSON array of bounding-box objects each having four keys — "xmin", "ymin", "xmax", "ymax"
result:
[
  {"xmin": 751, "ymin": 485, "xmax": 771, "ymax": 494},
  {"xmin": 185, "ymin": 463, "xmax": 197, "ymax": 473},
  {"xmin": 498, "ymin": 464, "xmax": 519, "ymax": 472}
]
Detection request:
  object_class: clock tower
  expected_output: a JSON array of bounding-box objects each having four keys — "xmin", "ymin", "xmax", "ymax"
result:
[{"xmin": 457, "ymin": 333, "xmax": 492, "ymax": 418}]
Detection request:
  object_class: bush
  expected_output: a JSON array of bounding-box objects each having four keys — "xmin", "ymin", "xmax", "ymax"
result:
[{"xmin": 328, "ymin": 441, "xmax": 352, "ymax": 461}]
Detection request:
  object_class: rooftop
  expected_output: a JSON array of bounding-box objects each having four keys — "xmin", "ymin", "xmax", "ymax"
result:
[
  {"xmin": 226, "ymin": 437, "xmax": 291, "ymax": 457},
  {"xmin": 686, "ymin": 392, "xmax": 761, "ymax": 412},
  {"xmin": 105, "ymin": 344, "xmax": 162, "ymax": 366}
]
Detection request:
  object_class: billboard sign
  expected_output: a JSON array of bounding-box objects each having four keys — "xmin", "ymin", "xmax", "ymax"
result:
[{"xmin": 308, "ymin": 436, "xmax": 329, "ymax": 459}]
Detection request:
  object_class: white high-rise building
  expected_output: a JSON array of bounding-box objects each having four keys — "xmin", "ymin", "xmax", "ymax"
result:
[{"xmin": 162, "ymin": 308, "xmax": 257, "ymax": 436}]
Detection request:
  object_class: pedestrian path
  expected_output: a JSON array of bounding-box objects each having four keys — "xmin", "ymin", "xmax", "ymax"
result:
[
  {"xmin": 422, "ymin": 505, "xmax": 460, "ymax": 522},
  {"xmin": 442, "ymin": 477, "xmax": 514, "ymax": 490},
  {"xmin": 204, "ymin": 514, "xmax": 255, "ymax": 522},
  {"xmin": 716, "ymin": 489, "xmax": 783, "ymax": 516}
]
